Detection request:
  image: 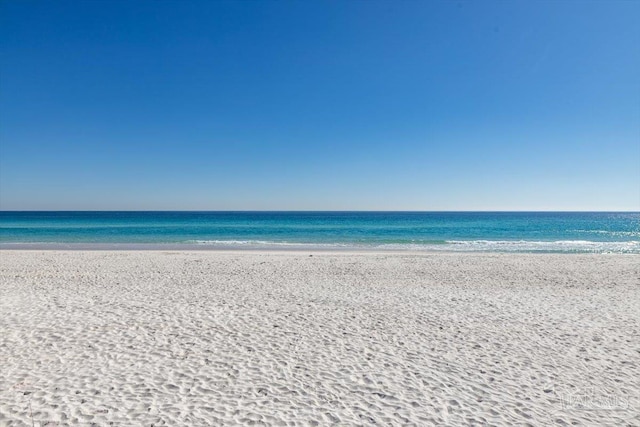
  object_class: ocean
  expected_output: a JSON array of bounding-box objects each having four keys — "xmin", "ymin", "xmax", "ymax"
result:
[{"xmin": 0, "ymin": 211, "xmax": 638, "ymax": 253}]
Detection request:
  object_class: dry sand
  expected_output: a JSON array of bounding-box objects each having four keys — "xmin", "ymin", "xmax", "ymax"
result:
[{"xmin": 0, "ymin": 250, "xmax": 638, "ymax": 426}]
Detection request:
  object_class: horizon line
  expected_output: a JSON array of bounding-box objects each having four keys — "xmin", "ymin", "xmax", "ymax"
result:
[{"xmin": 1, "ymin": 210, "xmax": 638, "ymax": 213}]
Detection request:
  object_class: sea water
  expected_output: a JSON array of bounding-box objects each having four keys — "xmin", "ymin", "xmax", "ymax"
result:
[{"xmin": 0, "ymin": 211, "xmax": 638, "ymax": 253}]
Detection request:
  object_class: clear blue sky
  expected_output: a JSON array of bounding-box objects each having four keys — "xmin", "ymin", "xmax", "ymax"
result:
[{"xmin": 1, "ymin": 0, "xmax": 638, "ymax": 210}]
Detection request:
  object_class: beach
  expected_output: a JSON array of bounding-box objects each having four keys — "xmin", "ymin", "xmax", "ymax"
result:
[{"xmin": 0, "ymin": 250, "xmax": 638, "ymax": 426}]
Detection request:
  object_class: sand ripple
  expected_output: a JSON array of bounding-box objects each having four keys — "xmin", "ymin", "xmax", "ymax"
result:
[{"xmin": 1, "ymin": 251, "xmax": 638, "ymax": 425}]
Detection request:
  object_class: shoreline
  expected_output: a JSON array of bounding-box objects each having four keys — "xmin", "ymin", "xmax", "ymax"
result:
[
  {"xmin": 1, "ymin": 242, "xmax": 639, "ymax": 254},
  {"xmin": 1, "ymin": 248, "xmax": 639, "ymax": 258}
]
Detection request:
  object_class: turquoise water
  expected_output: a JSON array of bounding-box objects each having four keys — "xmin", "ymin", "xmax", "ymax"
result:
[{"xmin": 0, "ymin": 211, "xmax": 638, "ymax": 253}]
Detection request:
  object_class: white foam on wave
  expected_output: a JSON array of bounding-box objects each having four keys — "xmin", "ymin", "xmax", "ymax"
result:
[
  {"xmin": 185, "ymin": 239, "xmax": 640, "ymax": 253},
  {"xmin": 187, "ymin": 240, "xmax": 355, "ymax": 248},
  {"xmin": 440, "ymin": 240, "xmax": 640, "ymax": 253}
]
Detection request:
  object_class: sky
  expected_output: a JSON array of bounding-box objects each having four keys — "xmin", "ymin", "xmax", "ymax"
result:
[{"xmin": 0, "ymin": 0, "xmax": 639, "ymax": 211}]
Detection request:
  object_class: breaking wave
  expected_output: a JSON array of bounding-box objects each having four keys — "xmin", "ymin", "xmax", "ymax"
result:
[{"xmin": 186, "ymin": 239, "xmax": 640, "ymax": 253}]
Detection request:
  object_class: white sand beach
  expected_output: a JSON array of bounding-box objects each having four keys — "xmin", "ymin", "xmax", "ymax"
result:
[{"xmin": 0, "ymin": 250, "xmax": 638, "ymax": 426}]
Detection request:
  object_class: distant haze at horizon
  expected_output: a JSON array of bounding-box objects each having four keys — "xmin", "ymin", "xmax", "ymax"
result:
[{"xmin": 1, "ymin": 1, "xmax": 639, "ymax": 211}]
